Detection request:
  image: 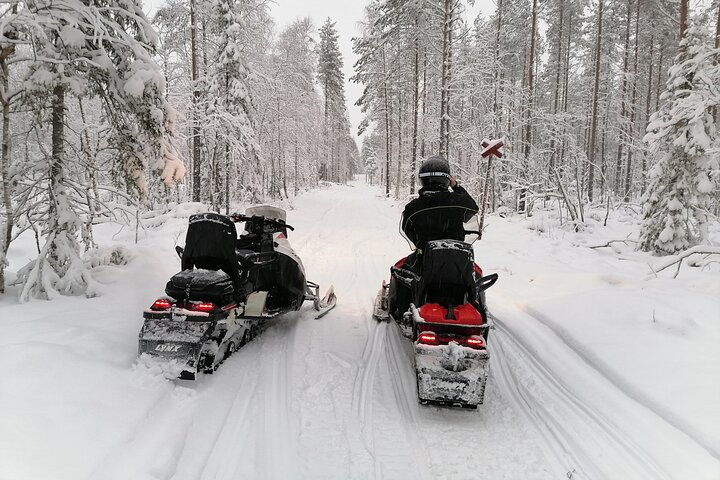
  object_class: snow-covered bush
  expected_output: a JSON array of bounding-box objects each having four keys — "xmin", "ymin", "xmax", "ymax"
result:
[{"xmin": 83, "ymin": 246, "xmax": 134, "ymax": 268}]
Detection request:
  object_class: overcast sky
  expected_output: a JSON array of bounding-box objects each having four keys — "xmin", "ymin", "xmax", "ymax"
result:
[{"xmin": 144, "ymin": 0, "xmax": 499, "ymax": 145}]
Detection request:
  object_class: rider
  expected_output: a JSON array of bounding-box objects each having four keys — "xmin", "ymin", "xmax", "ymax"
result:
[{"xmin": 389, "ymin": 155, "xmax": 479, "ymax": 319}]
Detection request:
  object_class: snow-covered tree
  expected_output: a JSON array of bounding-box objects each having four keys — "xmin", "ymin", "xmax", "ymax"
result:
[
  {"xmin": 206, "ymin": 0, "xmax": 257, "ymax": 211},
  {"xmin": 318, "ymin": 18, "xmax": 348, "ymax": 182},
  {"xmin": 640, "ymin": 19, "xmax": 720, "ymax": 254},
  {"xmin": 5, "ymin": 0, "xmax": 180, "ymax": 300}
]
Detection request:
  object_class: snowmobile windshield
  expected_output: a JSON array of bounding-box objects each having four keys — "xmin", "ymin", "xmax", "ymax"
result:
[{"xmin": 399, "ymin": 213, "xmax": 481, "ymax": 250}]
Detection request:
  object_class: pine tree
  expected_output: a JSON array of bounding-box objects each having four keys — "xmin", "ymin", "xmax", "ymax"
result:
[
  {"xmin": 640, "ymin": 19, "xmax": 720, "ymax": 254},
  {"xmin": 318, "ymin": 18, "xmax": 346, "ymax": 182}
]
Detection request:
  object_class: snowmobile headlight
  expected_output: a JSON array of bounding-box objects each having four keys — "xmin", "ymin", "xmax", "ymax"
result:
[{"xmin": 151, "ymin": 298, "xmax": 173, "ymax": 311}]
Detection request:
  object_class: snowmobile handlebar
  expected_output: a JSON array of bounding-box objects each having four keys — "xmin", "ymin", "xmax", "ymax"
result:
[{"xmin": 229, "ymin": 214, "xmax": 295, "ymax": 231}]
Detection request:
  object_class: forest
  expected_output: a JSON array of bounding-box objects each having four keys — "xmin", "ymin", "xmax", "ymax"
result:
[{"xmin": 0, "ymin": 0, "xmax": 718, "ymax": 300}]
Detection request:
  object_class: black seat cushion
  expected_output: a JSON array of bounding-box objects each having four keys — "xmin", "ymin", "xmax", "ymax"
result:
[{"xmin": 165, "ymin": 269, "xmax": 234, "ymax": 304}]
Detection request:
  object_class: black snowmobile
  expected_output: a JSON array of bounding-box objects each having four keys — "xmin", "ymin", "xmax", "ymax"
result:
[
  {"xmin": 138, "ymin": 206, "xmax": 336, "ymax": 380},
  {"xmin": 374, "ymin": 216, "xmax": 498, "ymax": 408}
]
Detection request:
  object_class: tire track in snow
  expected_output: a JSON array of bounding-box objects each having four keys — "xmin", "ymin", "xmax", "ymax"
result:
[
  {"xmin": 90, "ymin": 373, "xmax": 196, "ymax": 480},
  {"xmin": 491, "ymin": 317, "xmax": 670, "ymax": 480},
  {"xmin": 193, "ymin": 367, "xmax": 261, "ymax": 480},
  {"xmin": 349, "ymin": 317, "xmax": 387, "ymax": 479},
  {"xmin": 352, "ymin": 319, "xmax": 385, "ymax": 426},
  {"xmin": 521, "ymin": 304, "xmax": 720, "ymax": 460},
  {"xmin": 256, "ymin": 314, "xmax": 300, "ymax": 480},
  {"xmin": 382, "ymin": 322, "xmax": 433, "ymax": 480}
]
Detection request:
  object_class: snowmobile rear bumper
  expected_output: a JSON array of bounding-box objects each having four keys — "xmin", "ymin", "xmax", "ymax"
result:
[
  {"xmin": 138, "ymin": 319, "xmax": 215, "ymax": 379},
  {"xmin": 415, "ymin": 343, "xmax": 490, "ymax": 408}
]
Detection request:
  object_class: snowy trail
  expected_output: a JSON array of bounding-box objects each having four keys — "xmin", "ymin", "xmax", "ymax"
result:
[
  {"xmin": 159, "ymin": 183, "xmax": 554, "ymax": 480},
  {"xmin": 6, "ymin": 180, "xmax": 717, "ymax": 479},
  {"xmin": 489, "ymin": 298, "xmax": 719, "ymax": 480}
]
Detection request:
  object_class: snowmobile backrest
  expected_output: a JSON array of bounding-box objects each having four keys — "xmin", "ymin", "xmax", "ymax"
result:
[
  {"xmin": 418, "ymin": 239, "xmax": 475, "ymax": 307},
  {"xmin": 182, "ymin": 213, "xmax": 240, "ymax": 290}
]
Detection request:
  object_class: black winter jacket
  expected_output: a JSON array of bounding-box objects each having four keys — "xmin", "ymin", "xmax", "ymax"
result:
[{"xmin": 401, "ymin": 185, "xmax": 479, "ymax": 251}]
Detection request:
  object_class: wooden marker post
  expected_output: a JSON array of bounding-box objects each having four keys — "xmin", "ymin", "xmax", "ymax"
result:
[{"xmin": 478, "ymin": 138, "xmax": 504, "ymax": 239}]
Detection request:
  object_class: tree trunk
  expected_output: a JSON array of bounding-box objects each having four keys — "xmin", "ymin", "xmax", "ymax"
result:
[
  {"xmin": 520, "ymin": 0, "xmax": 538, "ymax": 212},
  {"xmin": 587, "ymin": 0, "xmax": 604, "ymax": 203},
  {"xmin": 190, "ymin": 0, "xmax": 201, "ymax": 202},
  {"xmin": 559, "ymin": 11, "xmax": 573, "ymax": 168},
  {"xmin": 395, "ymin": 92, "xmax": 402, "ymax": 198},
  {"xmin": 713, "ymin": 2, "xmax": 719, "ymax": 124},
  {"xmin": 0, "ymin": 49, "xmax": 12, "ymax": 293},
  {"xmin": 439, "ymin": 0, "xmax": 455, "ymax": 159},
  {"xmin": 383, "ymin": 46, "xmax": 391, "ymax": 197},
  {"xmin": 615, "ymin": 0, "xmax": 633, "ymax": 196},
  {"xmin": 411, "ymin": 17, "xmax": 420, "ymax": 194},
  {"xmin": 623, "ymin": 0, "xmax": 641, "ymax": 202},
  {"xmin": 492, "ymin": 0, "xmax": 503, "ymax": 137},
  {"xmin": 294, "ymin": 141, "xmax": 299, "ymax": 196},
  {"xmin": 642, "ymin": 30, "xmax": 655, "ymax": 195},
  {"xmin": 548, "ymin": 0, "xmax": 564, "ymax": 176},
  {"xmin": 679, "ymin": 0, "xmax": 689, "ymax": 50},
  {"xmin": 51, "ymin": 84, "xmax": 65, "ymax": 220}
]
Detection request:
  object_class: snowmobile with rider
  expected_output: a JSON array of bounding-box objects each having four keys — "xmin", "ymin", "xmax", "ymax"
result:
[
  {"xmin": 138, "ymin": 205, "xmax": 336, "ymax": 380},
  {"xmin": 374, "ymin": 156, "xmax": 498, "ymax": 408}
]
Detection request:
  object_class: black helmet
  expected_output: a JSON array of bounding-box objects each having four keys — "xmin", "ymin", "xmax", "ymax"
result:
[{"xmin": 419, "ymin": 155, "xmax": 451, "ymax": 188}]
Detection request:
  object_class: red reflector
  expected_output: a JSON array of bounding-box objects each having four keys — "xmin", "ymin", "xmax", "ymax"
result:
[
  {"xmin": 418, "ymin": 331, "xmax": 438, "ymax": 345},
  {"xmin": 473, "ymin": 263, "xmax": 483, "ymax": 277},
  {"xmin": 466, "ymin": 336, "xmax": 485, "ymax": 349},
  {"xmin": 193, "ymin": 302, "xmax": 216, "ymax": 312},
  {"xmin": 151, "ymin": 299, "xmax": 172, "ymax": 310},
  {"xmin": 394, "ymin": 256, "xmax": 408, "ymax": 269}
]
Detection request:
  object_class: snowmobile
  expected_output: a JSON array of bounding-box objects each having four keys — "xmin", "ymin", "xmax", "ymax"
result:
[
  {"xmin": 138, "ymin": 206, "xmax": 336, "ymax": 380},
  {"xmin": 373, "ymin": 216, "xmax": 498, "ymax": 408}
]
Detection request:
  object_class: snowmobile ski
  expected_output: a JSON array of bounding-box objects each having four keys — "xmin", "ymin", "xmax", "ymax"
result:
[{"xmin": 307, "ymin": 281, "xmax": 337, "ymax": 319}]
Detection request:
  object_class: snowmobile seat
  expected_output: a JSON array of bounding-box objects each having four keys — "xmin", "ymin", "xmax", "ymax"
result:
[
  {"xmin": 417, "ymin": 239, "xmax": 475, "ymax": 311},
  {"xmin": 165, "ymin": 268, "xmax": 235, "ymax": 305}
]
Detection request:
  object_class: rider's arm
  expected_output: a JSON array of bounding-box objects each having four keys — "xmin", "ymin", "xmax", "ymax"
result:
[{"xmin": 451, "ymin": 184, "xmax": 479, "ymax": 222}]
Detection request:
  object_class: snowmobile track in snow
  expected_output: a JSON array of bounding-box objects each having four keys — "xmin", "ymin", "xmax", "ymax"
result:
[
  {"xmin": 492, "ymin": 316, "xmax": 672, "ymax": 480},
  {"xmin": 383, "ymin": 321, "xmax": 434, "ymax": 480}
]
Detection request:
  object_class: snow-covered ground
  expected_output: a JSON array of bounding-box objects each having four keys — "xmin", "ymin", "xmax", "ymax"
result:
[{"xmin": 1, "ymin": 180, "xmax": 718, "ymax": 480}]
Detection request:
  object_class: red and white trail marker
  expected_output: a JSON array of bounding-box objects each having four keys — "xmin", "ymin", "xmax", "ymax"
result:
[{"xmin": 481, "ymin": 138, "xmax": 504, "ymax": 158}]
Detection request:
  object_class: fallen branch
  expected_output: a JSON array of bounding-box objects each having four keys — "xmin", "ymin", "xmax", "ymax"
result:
[
  {"xmin": 649, "ymin": 245, "xmax": 720, "ymax": 279},
  {"xmin": 589, "ymin": 238, "xmax": 639, "ymax": 249}
]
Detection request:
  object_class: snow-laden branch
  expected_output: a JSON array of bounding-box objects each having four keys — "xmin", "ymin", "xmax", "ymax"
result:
[{"xmin": 648, "ymin": 245, "xmax": 720, "ymax": 279}]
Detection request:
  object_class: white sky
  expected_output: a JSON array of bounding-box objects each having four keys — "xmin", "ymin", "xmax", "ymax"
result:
[{"xmin": 144, "ymin": 0, "xmax": 499, "ymax": 145}]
